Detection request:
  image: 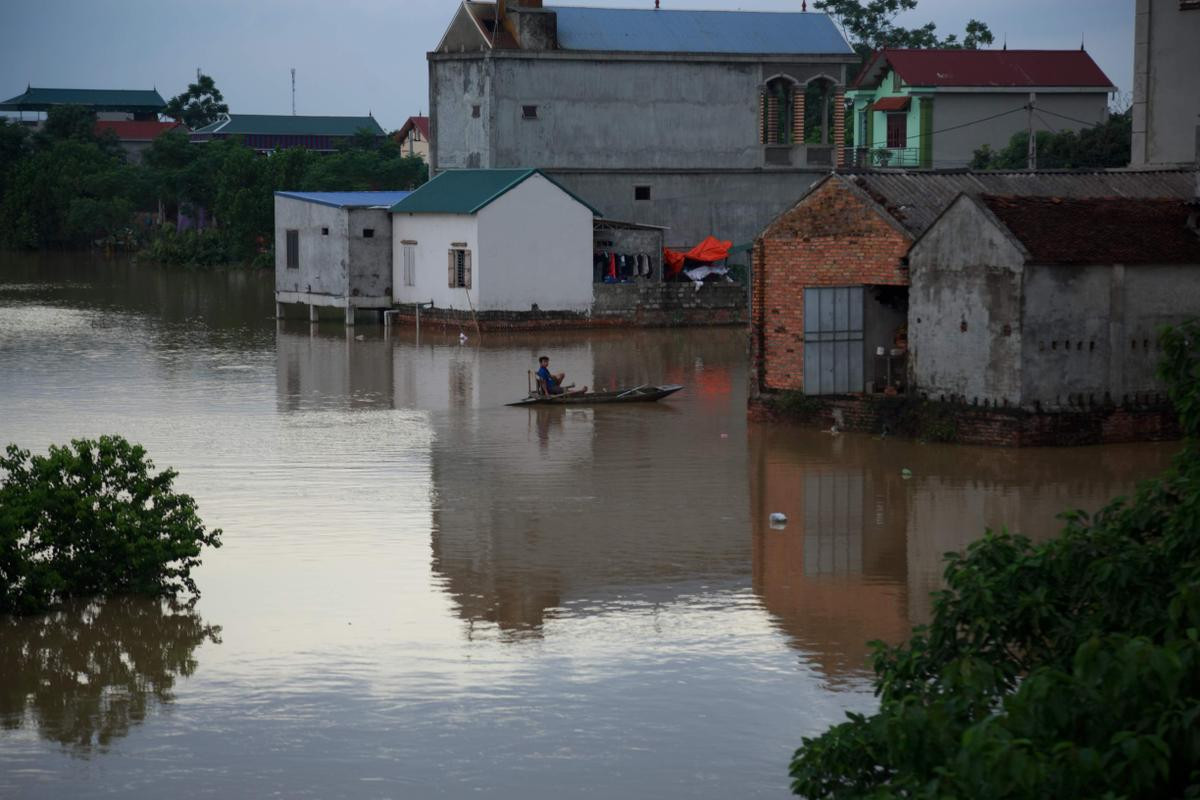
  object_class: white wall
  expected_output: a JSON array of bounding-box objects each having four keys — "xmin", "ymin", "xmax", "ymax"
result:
[
  {"xmin": 275, "ymin": 196, "xmax": 350, "ymax": 299},
  {"xmin": 475, "ymin": 173, "xmax": 594, "ymax": 312},
  {"xmin": 392, "ymin": 212, "xmax": 480, "ymax": 310}
]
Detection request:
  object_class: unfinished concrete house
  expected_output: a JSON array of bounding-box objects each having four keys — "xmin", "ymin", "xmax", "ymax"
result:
[
  {"xmin": 428, "ymin": 1, "xmax": 858, "ymax": 247},
  {"xmin": 274, "ymin": 191, "xmax": 411, "ymax": 324},
  {"xmin": 907, "ymin": 193, "xmax": 1200, "ymax": 414}
]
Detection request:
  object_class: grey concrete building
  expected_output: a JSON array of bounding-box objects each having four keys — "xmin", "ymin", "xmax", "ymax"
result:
[
  {"xmin": 846, "ymin": 49, "xmax": 1115, "ymax": 169},
  {"xmin": 907, "ymin": 192, "xmax": 1200, "ymax": 410},
  {"xmin": 1132, "ymin": 0, "xmax": 1200, "ymax": 167},
  {"xmin": 274, "ymin": 191, "xmax": 411, "ymax": 324},
  {"xmin": 428, "ymin": 1, "xmax": 858, "ymax": 246}
]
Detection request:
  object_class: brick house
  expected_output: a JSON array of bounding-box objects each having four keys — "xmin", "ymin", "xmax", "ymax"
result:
[{"xmin": 750, "ymin": 168, "xmax": 1199, "ymax": 400}]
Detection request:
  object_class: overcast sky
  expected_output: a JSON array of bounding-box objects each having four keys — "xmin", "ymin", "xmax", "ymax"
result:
[{"xmin": 1, "ymin": 0, "xmax": 1134, "ymax": 131}]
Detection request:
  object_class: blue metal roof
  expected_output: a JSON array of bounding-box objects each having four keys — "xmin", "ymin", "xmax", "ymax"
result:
[
  {"xmin": 274, "ymin": 191, "xmax": 412, "ymax": 209},
  {"xmin": 548, "ymin": 7, "xmax": 853, "ymax": 55}
]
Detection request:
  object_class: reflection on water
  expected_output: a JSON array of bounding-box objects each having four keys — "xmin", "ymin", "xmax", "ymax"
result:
[
  {"xmin": 749, "ymin": 426, "xmax": 1172, "ymax": 678},
  {"xmin": 0, "ymin": 598, "xmax": 219, "ymax": 753},
  {"xmin": 0, "ymin": 253, "xmax": 1179, "ymax": 798}
]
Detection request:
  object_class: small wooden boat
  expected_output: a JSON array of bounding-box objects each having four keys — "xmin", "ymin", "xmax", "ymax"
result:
[{"xmin": 507, "ymin": 384, "xmax": 684, "ymax": 407}]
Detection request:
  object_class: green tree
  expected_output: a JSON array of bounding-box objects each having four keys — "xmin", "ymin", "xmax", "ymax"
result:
[
  {"xmin": 816, "ymin": 0, "xmax": 994, "ymax": 63},
  {"xmin": 0, "ymin": 119, "xmax": 31, "ymax": 196},
  {"xmin": 970, "ymin": 110, "xmax": 1132, "ymax": 170},
  {"xmin": 164, "ymin": 73, "xmax": 229, "ymax": 130},
  {"xmin": 0, "ymin": 436, "xmax": 222, "ymax": 615},
  {"xmin": 788, "ymin": 320, "xmax": 1200, "ymax": 798}
]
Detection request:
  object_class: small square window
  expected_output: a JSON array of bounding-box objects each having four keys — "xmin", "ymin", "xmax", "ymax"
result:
[
  {"xmin": 362, "ymin": 228, "xmax": 375, "ymax": 238},
  {"xmin": 472, "ymin": 105, "xmax": 481, "ymax": 118},
  {"xmin": 321, "ymin": 227, "xmax": 329, "ymax": 236},
  {"xmin": 522, "ymin": 105, "xmax": 539, "ymax": 120},
  {"xmin": 634, "ymin": 185, "xmax": 651, "ymax": 201}
]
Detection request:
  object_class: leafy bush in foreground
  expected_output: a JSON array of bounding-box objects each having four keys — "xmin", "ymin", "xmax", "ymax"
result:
[
  {"xmin": 0, "ymin": 436, "xmax": 221, "ymax": 615},
  {"xmin": 790, "ymin": 321, "xmax": 1200, "ymax": 798}
]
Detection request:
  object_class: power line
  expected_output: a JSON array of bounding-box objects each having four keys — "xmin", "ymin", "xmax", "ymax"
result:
[{"xmin": 1036, "ymin": 106, "xmax": 1112, "ymax": 129}]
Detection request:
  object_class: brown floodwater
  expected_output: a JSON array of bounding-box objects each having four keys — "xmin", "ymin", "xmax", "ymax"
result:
[{"xmin": 0, "ymin": 253, "xmax": 1178, "ymax": 798}]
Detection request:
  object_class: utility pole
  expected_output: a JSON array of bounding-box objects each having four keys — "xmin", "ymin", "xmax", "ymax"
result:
[
  {"xmin": 291, "ymin": 68, "xmax": 296, "ymax": 115},
  {"xmin": 1027, "ymin": 91, "xmax": 1037, "ymax": 170}
]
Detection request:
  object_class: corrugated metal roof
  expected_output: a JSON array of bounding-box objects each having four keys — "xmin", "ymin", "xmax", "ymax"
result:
[
  {"xmin": 194, "ymin": 114, "xmax": 384, "ymax": 137},
  {"xmin": 390, "ymin": 169, "xmax": 601, "ymax": 216},
  {"xmin": 852, "ymin": 49, "xmax": 1115, "ymax": 89},
  {"xmin": 548, "ymin": 6, "xmax": 853, "ymax": 55},
  {"xmin": 0, "ymin": 86, "xmax": 166, "ymax": 111},
  {"xmin": 842, "ymin": 169, "xmax": 1200, "ymax": 236},
  {"xmin": 981, "ymin": 195, "xmax": 1200, "ymax": 265},
  {"xmin": 275, "ymin": 191, "xmax": 412, "ymax": 209}
]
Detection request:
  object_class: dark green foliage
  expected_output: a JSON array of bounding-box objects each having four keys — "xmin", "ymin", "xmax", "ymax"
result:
[
  {"xmin": 815, "ymin": 0, "xmax": 994, "ymax": 64},
  {"xmin": 163, "ymin": 73, "xmax": 228, "ymax": 129},
  {"xmin": 0, "ymin": 110, "xmax": 428, "ymax": 264},
  {"xmin": 789, "ymin": 320, "xmax": 1200, "ymax": 798},
  {"xmin": 0, "ymin": 436, "xmax": 221, "ymax": 615},
  {"xmin": 874, "ymin": 395, "xmax": 960, "ymax": 443},
  {"xmin": 769, "ymin": 391, "xmax": 828, "ymax": 421},
  {"xmin": 971, "ymin": 110, "xmax": 1132, "ymax": 170}
]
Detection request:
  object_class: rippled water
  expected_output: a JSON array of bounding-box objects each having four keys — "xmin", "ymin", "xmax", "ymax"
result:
[{"xmin": 0, "ymin": 253, "xmax": 1177, "ymax": 798}]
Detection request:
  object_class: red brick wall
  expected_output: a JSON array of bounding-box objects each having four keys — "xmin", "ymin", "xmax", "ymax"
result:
[{"xmin": 752, "ymin": 178, "xmax": 913, "ymax": 393}]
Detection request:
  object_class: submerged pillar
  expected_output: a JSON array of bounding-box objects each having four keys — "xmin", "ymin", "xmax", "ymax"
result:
[
  {"xmin": 275, "ymin": 301, "xmax": 284, "ymax": 319},
  {"xmin": 309, "ymin": 304, "xmax": 319, "ymax": 323},
  {"xmin": 344, "ymin": 303, "xmax": 355, "ymax": 327}
]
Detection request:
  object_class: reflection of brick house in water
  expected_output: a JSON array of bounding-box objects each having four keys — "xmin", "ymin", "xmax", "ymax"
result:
[{"xmin": 747, "ymin": 425, "xmax": 1174, "ymax": 677}]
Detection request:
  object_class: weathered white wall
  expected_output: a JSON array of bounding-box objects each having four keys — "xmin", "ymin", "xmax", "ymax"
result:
[
  {"xmin": 1022, "ymin": 263, "xmax": 1200, "ymax": 407},
  {"xmin": 931, "ymin": 91, "xmax": 1110, "ymax": 168},
  {"xmin": 907, "ymin": 197, "xmax": 1026, "ymax": 406},
  {"xmin": 275, "ymin": 196, "xmax": 350, "ymax": 299},
  {"xmin": 392, "ymin": 212, "xmax": 479, "ymax": 311},
  {"xmin": 1133, "ymin": 0, "xmax": 1200, "ymax": 166},
  {"xmin": 474, "ymin": 174, "xmax": 594, "ymax": 312},
  {"xmin": 346, "ymin": 207, "xmax": 394, "ymax": 305}
]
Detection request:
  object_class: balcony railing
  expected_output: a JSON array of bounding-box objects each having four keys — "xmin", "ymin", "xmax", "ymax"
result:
[
  {"xmin": 842, "ymin": 147, "xmax": 923, "ymax": 168},
  {"xmin": 761, "ymin": 144, "xmax": 837, "ymax": 168}
]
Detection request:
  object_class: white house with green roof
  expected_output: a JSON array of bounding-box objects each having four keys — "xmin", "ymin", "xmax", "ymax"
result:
[
  {"xmin": 191, "ymin": 114, "xmax": 384, "ymax": 154},
  {"xmin": 390, "ymin": 169, "xmax": 599, "ymax": 314}
]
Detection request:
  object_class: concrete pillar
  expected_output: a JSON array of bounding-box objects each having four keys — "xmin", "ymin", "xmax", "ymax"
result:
[
  {"xmin": 834, "ymin": 87, "xmax": 846, "ymax": 165},
  {"xmin": 344, "ymin": 304, "xmax": 355, "ymax": 327},
  {"xmin": 275, "ymin": 301, "xmax": 284, "ymax": 319},
  {"xmin": 792, "ymin": 86, "xmax": 805, "ymax": 145},
  {"xmin": 309, "ymin": 304, "xmax": 319, "ymax": 323}
]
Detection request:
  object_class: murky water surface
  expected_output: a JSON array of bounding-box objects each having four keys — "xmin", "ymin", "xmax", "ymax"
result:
[{"xmin": 0, "ymin": 254, "xmax": 1177, "ymax": 798}]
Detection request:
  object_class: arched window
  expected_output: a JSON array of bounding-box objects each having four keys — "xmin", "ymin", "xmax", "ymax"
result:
[{"xmin": 759, "ymin": 77, "xmax": 803, "ymax": 145}]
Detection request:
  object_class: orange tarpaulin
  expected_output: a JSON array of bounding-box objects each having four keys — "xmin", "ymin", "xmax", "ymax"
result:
[{"xmin": 663, "ymin": 236, "xmax": 733, "ymax": 276}]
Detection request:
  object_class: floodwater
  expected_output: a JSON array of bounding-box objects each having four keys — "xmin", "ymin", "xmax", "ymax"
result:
[{"xmin": 0, "ymin": 253, "xmax": 1178, "ymax": 798}]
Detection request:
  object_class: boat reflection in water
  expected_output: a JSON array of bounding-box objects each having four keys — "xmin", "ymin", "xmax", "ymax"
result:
[{"xmin": 0, "ymin": 598, "xmax": 220, "ymax": 753}]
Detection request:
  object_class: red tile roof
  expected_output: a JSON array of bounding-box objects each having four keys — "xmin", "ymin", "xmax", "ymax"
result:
[
  {"xmin": 870, "ymin": 96, "xmax": 910, "ymax": 112},
  {"xmin": 853, "ymin": 49, "xmax": 1115, "ymax": 89},
  {"xmin": 980, "ymin": 195, "xmax": 1200, "ymax": 265},
  {"xmin": 94, "ymin": 120, "xmax": 182, "ymax": 141},
  {"xmin": 398, "ymin": 115, "xmax": 430, "ymax": 140}
]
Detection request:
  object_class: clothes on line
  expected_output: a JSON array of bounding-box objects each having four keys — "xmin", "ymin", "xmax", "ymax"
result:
[{"xmin": 593, "ymin": 250, "xmax": 655, "ymax": 282}]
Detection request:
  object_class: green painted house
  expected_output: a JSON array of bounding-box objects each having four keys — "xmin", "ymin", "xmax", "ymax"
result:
[{"xmin": 845, "ymin": 49, "xmax": 1115, "ymax": 169}]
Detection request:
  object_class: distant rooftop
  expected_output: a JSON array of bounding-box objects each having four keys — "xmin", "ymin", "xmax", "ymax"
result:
[
  {"xmin": 390, "ymin": 169, "xmax": 600, "ymax": 215},
  {"xmin": 0, "ymin": 86, "xmax": 166, "ymax": 112},
  {"xmin": 547, "ymin": 6, "xmax": 853, "ymax": 55},
  {"xmin": 95, "ymin": 120, "xmax": 182, "ymax": 141},
  {"xmin": 398, "ymin": 116, "xmax": 429, "ymax": 139},
  {"xmin": 837, "ymin": 169, "xmax": 1199, "ymax": 237},
  {"xmin": 457, "ymin": 2, "xmax": 853, "ymax": 55},
  {"xmin": 981, "ymin": 195, "xmax": 1200, "ymax": 265},
  {"xmin": 275, "ymin": 191, "xmax": 412, "ymax": 209},
  {"xmin": 852, "ymin": 49, "xmax": 1115, "ymax": 90},
  {"xmin": 193, "ymin": 114, "xmax": 385, "ymax": 137}
]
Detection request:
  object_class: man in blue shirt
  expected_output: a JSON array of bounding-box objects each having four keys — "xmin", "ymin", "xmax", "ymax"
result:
[{"xmin": 536, "ymin": 355, "xmax": 585, "ymax": 396}]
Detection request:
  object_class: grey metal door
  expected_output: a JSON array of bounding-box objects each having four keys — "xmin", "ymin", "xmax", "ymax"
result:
[{"xmin": 803, "ymin": 287, "xmax": 864, "ymax": 395}]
